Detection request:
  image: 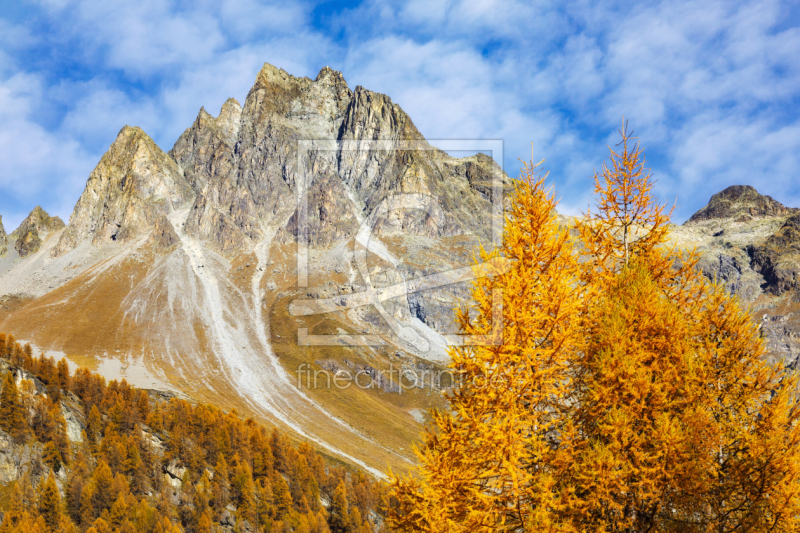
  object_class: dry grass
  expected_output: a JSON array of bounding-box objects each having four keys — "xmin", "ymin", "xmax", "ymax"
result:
[{"xmin": 0, "ymin": 239, "xmax": 449, "ymax": 476}]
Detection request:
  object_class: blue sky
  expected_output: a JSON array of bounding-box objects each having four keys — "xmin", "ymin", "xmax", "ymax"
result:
[{"xmin": 1, "ymin": 0, "xmax": 799, "ymax": 230}]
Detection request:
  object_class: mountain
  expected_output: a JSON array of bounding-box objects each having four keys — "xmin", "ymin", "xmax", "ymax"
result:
[
  {"xmin": 685, "ymin": 185, "xmax": 798, "ymax": 224},
  {"xmin": 3, "ymin": 60, "xmax": 795, "ymax": 477},
  {"xmin": 672, "ymin": 185, "xmax": 800, "ymax": 367},
  {"xmin": 0, "ymin": 63, "xmax": 511, "ymax": 475},
  {"xmin": 11, "ymin": 206, "xmax": 65, "ymax": 258}
]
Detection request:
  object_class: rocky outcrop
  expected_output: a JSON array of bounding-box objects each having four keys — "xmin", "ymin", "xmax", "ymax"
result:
[
  {"xmin": 749, "ymin": 214, "xmax": 800, "ymax": 295},
  {"xmin": 169, "ymin": 98, "xmax": 242, "ymax": 193},
  {"xmin": 675, "ymin": 186, "xmax": 800, "ymax": 367},
  {"xmin": 686, "ymin": 185, "xmax": 798, "ymax": 224},
  {"xmin": 9, "ymin": 206, "xmax": 65, "ymax": 258},
  {"xmin": 177, "ymin": 63, "xmax": 356, "ymax": 254},
  {"xmin": 0, "ymin": 216, "xmax": 7, "ymax": 257},
  {"xmin": 0, "ymin": 428, "xmax": 44, "ymax": 484},
  {"xmin": 52, "ymin": 126, "xmax": 194, "ymax": 257}
]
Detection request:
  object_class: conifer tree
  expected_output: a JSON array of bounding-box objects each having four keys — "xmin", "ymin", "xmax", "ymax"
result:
[
  {"xmin": 56, "ymin": 358, "xmax": 70, "ymax": 390},
  {"xmin": 66, "ymin": 452, "xmax": 90, "ymax": 524},
  {"xmin": 38, "ymin": 471, "xmax": 62, "ymax": 532},
  {"xmin": 390, "ymin": 162, "xmax": 582, "ymax": 531},
  {"xmin": 88, "ymin": 517, "xmax": 111, "ymax": 533},
  {"xmin": 86, "ymin": 404, "xmax": 102, "ymax": 446},
  {"xmin": 109, "ymin": 493, "xmax": 130, "ymax": 529},
  {"xmin": 18, "ymin": 470, "xmax": 37, "ymax": 511},
  {"xmin": 274, "ymin": 474, "xmax": 294, "ymax": 521},
  {"xmin": 570, "ymin": 122, "xmax": 800, "ymax": 531},
  {"xmin": 2, "ymin": 482, "xmax": 27, "ymax": 530},
  {"xmin": 0, "ymin": 372, "xmax": 28, "ymax": 441},
  {"xmin": 42, "ymin": 442, "xmax": 63, "ymax": 474},
  {"xmin": 91, "ymin": 460, "xmax": 114, "ymax": 517},
  {"xmin": 80, "ymin": 482, "xmax": 96, "ymax": 527},
  {"xmin": 390, "ymin": 123, "xmax": 800, "ymax": 532},
  {"xmin": 329, "ymin": 480, "xmax": 351, "ymax": 533},
  {"xmin": 197, "ymin": 510, "xmax": 213, "ymax": 533}
]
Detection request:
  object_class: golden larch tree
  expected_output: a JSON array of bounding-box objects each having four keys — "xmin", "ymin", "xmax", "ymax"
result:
[
  {"xmin": 572, "ymin": 121, "xmax": 800, "ymax": 532},
  {"xmin": 0, "ymin": 372, "xmax": 28, "ymax": 442},
  {"xmin": 390, "ymin": 122, "xmax": 800, "ymax": 533},
  {"xmin": 390, "ymin": 162, "xmax": 583, "ymax": 533}
]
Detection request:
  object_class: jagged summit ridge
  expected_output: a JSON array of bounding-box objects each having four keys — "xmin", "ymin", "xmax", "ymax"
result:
[
  {"xmin": 171, "ymin": 61, "xmax": 506, "ymax": 254},
  {"xmin": 47, "ymin": 61, "xmax": 508, "ymax": 257},
  {"xmin": 685, "ymin": 185, "xmax": 798, "ymax": 224}
]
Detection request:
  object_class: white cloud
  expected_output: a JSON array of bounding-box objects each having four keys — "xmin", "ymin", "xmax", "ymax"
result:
[
  {"xmin": 0, "ymin": 71, "xmax": 96, "ymax": 228},
  {"xmin": 1, "ymin": 0, "xmax": 799, "ymax": 225}
]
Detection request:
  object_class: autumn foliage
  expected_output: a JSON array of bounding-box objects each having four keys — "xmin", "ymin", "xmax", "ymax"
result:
[
  {"xmin": 390, "ymin": 122, "xmax": 800, "ymax": 532},
  {"xmin": 0, "ymin": 334, "xmax": 386, "ymax": 533}
]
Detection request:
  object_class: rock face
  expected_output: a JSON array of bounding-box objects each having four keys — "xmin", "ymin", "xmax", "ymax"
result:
[
  {"xmin": 673, "ymin": 185, "xmax": 800, "ymax": 368},
  {"xmin": 169, "ymin": 98, "xmax": 242, "ymax": 194},
  {"xmin": 8, "ymin": 206, "xmax": 65, "ymax": 258},
  {"xmin": 0, "ymin": 216, "xmax": 7, "ymax": 257},
  {"xmin": 52, "ymin": 126, "xmax": 194, "ymax": 257},
  {"xmin": 749, "ymin": 214, "xmax": 800, "ymax": 295},
  {"xmin": 169, "ymin": 63, "xmax": 508, "ymax": 255}
]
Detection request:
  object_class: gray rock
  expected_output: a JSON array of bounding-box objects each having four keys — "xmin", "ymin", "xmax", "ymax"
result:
[
  {"xmin": 52, "ymin": 126, "xmax": 194, "ymax": 257},
  {"xmin": 0, "ymin": 216, "xmax": 8, "ymax": 257},
  {"xmin": 9, "ymin": 206, "xmax": 65, "ymax": 258},
  {"xmin": 219, "ymin": 509, "xmax": 236, "ymax": 527}
]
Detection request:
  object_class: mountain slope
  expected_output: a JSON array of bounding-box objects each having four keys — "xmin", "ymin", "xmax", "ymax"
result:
[
  {"xmin": 0, "ymin": 63, "xmax": 510, "ymax": 475},
  {"xmin": 0, "ymin": 332, "xmax": 387, "ymax": 533}
]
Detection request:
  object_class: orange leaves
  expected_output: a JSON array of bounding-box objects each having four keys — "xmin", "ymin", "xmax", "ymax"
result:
[
  {"xmin": 390, "ymin": 161, "xmax": 583, "ymax": 533},
  {"xmin": 576, "ymin": 118, "xmax": 673, "ymax": 280},
  {"xmin": 390, "ymin": 124, "xmax": 800, "ymax": 533}
]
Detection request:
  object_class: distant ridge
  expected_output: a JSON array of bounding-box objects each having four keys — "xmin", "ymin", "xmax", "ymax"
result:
[{"xmin": 685, "ymin": 185, "xmax": 798, "ymax": 224}]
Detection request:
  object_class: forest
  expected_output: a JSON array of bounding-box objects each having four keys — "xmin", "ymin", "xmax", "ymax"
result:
[{"xmin": 0, "ymin": 332, "xmax": 387, "ymax": 533}]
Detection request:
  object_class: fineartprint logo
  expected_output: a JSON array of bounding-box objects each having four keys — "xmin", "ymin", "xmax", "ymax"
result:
[{"xmin": 288, "ymin": 140, "xmax": 507, "ymax": 351}]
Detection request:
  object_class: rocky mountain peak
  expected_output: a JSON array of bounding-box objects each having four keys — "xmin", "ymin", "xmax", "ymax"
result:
[
  {"xmin": 170, "ymin": 99, "xmax": 243, "ymax": 192},
  {"xmin": 8, "ymin": 206, "xmax": 65, "ymax": 258},
  {"xmin": 52, "ymin": 125, "xmax": 193, "ymax": 257},
  {"xmin": 254, "ymin": 62, "xmax": 294, "ymax": 87},
  {"xmin": 685, "ymin": 185, "xmax": 798, "ymax": 224}
]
